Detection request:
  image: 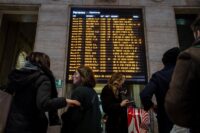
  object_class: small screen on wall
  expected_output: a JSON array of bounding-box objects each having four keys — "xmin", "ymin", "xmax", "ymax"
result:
[{"xmin": 67, "ymin": 7, "xmax": 147, "ymax": 83}]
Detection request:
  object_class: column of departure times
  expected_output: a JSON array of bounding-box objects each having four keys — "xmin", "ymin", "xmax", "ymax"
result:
[
  {"xmin": 112, "ymin": 18, "xmax": 141, "ymax": 80},
  {"xmin": 100, "ymin": 17, "xmax": 106, "ymax": 73},
  {"xmin": 85, "ymin": 17, "xmax": 99, "ymax": 72},
  {"xmin": 69, "ymin": 17, "xmax": 83, "ymax": 79}
]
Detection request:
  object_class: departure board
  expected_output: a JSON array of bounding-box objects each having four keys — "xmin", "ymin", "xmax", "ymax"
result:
[{"xmin": 67, "ymin": 8, "xmax": 147, "ymax": 83}]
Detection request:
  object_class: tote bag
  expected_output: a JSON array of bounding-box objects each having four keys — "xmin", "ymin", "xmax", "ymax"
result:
[{"xmin": 0, "ymin": 89, "xmax": 13, "ymax": 133}]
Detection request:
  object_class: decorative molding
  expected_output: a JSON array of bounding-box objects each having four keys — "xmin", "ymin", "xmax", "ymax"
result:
[
  {"xmin": 152, "ymin": 0, "xmax": 164, "ymax": 2},
  {"xmin": 96, "ymin": 0, "xmax": 117, "ymax": 2}
]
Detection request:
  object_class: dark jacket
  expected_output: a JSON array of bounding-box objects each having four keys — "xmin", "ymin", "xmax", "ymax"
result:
[
  {"xmin": 165, "ymin": 39, "xmax": 200, "ymax": 133},
  {"xmin": 140, "ymin": 65, "xmax": 174, "ymax": 133},
  {"xmin": 100, "ymin": 85, "xmax": 128, "ymax": 133},
  {"xmin": 61, "ymin": 86, "xmax": 101, "ymax": 133},
  {"xmin": 5, "ymin": 68, "xmax": 67, "ymax": 133}
]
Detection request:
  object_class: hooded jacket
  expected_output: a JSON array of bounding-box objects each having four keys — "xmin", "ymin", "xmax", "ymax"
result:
[{"xmin": 5, "ymin": 67, "xmax": 66, "ymax": 133}]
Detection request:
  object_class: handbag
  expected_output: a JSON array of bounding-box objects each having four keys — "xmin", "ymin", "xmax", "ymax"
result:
[{"xmin": 0, "ymin": 89, "xmax": 13, "ymax": 133}]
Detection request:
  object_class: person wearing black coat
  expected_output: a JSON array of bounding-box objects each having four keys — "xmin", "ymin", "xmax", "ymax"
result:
[
  {"xmin": 61, "ymin": 66, "xmax": 102, "ymax": 133},
  {"xmin": 100, "ymin": 72, "xmax": 129, "ymax": 133},
  {"xmin": 5, "ymin": 52, "xmax": 80, "ymax": 133},
  {"xmin": 140, "ymin": 47, "xmax": 180, "ymax": 133}
]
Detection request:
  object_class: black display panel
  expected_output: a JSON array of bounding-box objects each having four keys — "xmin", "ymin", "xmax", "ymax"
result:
[{"xmin": 67, "ymin": 8, "xmax": 147, "ymax": 83}]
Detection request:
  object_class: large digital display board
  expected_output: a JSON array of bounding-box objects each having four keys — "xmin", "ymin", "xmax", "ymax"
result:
[{"xmin": 67, "ymin": 8, "xmax": 147, "ymax": 83}]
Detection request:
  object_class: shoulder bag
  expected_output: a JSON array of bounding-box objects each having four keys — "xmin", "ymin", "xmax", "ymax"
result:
[{"xmin": 0, "ymin": 89, "xmax": 13, "ymax": 133}]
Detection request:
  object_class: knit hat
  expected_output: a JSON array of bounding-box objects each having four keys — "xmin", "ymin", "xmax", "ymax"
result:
[{"xmin": 162, "ymin": 47, "xmax": 180, "ymax": 66}]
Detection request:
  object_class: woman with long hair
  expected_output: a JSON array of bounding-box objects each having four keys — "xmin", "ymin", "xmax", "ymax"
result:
[
  {"xmin": 5, "ymin": 52, "xmax": 80, "ymax": 133},
  {"xmin": 61, "ymin": 66, "xmax": 102, "ymax": 133},
  {"xmin": 100, "ymin": 72, "xmax": 129, "ymax": 133}
]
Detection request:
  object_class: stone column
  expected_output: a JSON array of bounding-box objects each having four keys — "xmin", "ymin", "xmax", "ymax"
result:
[
  {"xmin": 144, "ymin": 6, "xmax": 179, "ymax": 133},
  {"xmin": 145, "ymin": 6, "xmax": 179, "ymax": 76},
  {"xmin": 35, "ymin": 3, "xmax": 69, "ymax": 95},
  {"xmin": 35, "ymin": 4, "xmax": 69, "ymax": 132}
]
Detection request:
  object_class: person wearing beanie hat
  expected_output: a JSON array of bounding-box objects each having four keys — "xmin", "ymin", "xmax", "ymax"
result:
[
  {"xmin": 162, "ymin": 47, "xmax": 180, "ymax": 66},
  {"xmin": 165, "ymin": 15, "xmax": 200, "ymax": 133},
  {"xmin": 140, "ymin": 47, "xmax": 180, "ymax": 133}
]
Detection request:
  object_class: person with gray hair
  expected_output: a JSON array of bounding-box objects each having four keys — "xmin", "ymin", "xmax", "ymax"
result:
[{"xmin": 165, "ymin": 15, "xmax": 200, "ymax": 133}]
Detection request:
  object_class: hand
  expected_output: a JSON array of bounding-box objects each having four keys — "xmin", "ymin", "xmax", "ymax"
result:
[
  {"xmin": 120, "ymin": 99, "xmax": 129, "ymax": 107},
  {"xmin": 66, "ymin": 99, "xmax": 81, "ymax": 107}
]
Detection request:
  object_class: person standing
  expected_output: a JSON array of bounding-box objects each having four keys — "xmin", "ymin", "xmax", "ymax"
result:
[
  {"xmin": 140, "ymin": 47, "xmax": 180, "ymax": 133},
  {"xmin": 165, "ymin": 15, "xmax": 200, "ymax": 133},
  {"xmin": 5, "ymin": 52, "xmax": 80, "ymax": 133},
  {"xmin": 100, "ymin": 72, "xmax": 129, "ymax": 133},
  {"xmin": 61, "ymin": 66, "xmax": 102, "ymax": 133}
]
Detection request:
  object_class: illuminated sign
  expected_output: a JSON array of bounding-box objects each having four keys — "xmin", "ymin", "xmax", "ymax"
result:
[{"xmin": 67, "ymin": 8, "xmax": 147, "ymax": 83}]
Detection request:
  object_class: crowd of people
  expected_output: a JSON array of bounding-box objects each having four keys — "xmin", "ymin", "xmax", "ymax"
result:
[{"xmin": 1, "ymin": 14, "xmax": 200, "ymax": 133}]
